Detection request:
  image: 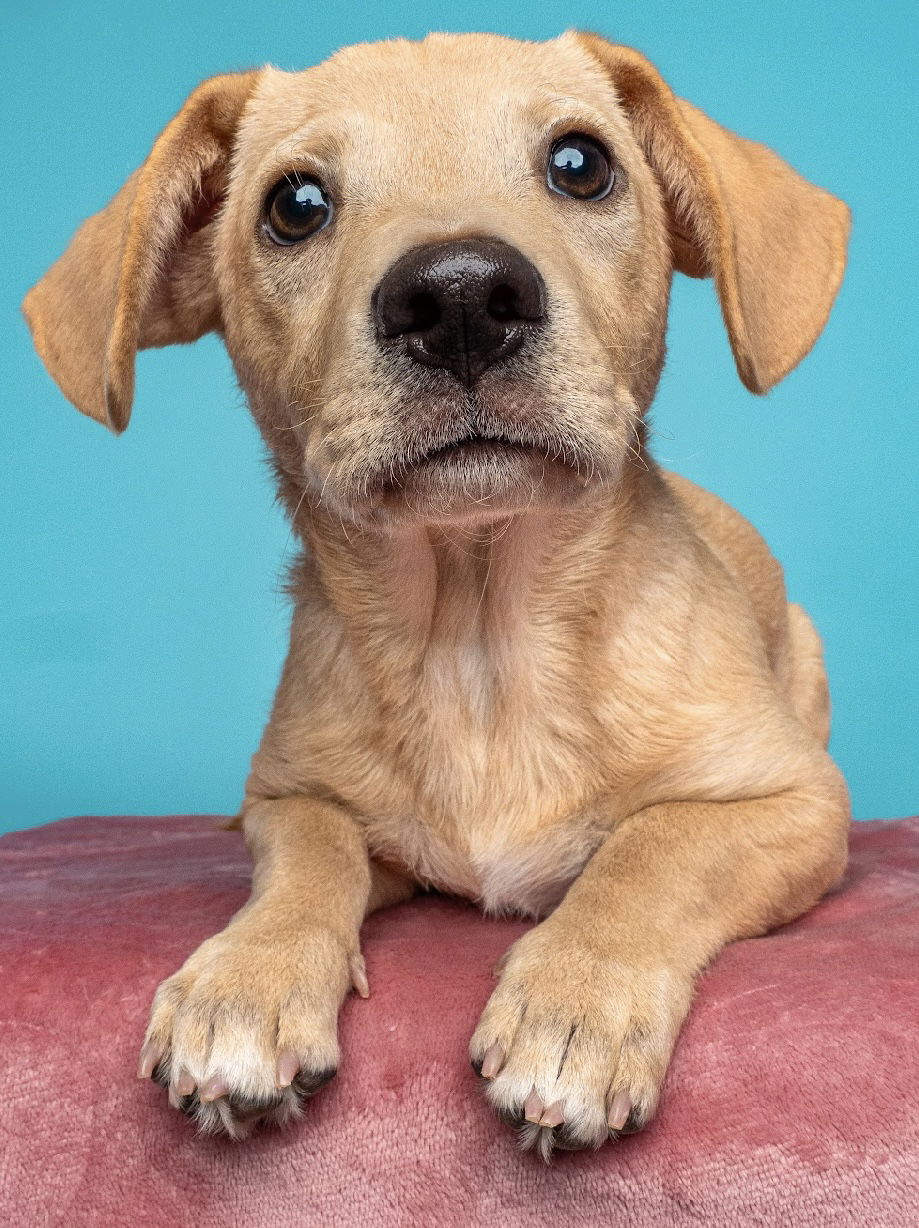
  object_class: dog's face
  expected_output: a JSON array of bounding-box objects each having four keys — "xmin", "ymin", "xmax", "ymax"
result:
[
  {"xmin": 24, "ymin": 32, "xmax": 849, "ymax": 528},
  {"xmin": 219, "ymin": 34, "xmax": 669, "ymax": 524}
]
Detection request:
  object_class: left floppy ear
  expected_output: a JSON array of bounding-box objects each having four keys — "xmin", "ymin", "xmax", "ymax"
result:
[
  {"xmin": 572, "ymin": 33, "xmax": 850, "ymax": 394},
  {"xmin": 22, "ymin": 70, "xmax": 260, "ymax": 433}
]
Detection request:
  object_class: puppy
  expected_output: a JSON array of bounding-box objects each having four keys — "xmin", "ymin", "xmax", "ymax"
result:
[{"xmin": 24, "ymin": 32, "xmax": 851, "ymax": 1158}]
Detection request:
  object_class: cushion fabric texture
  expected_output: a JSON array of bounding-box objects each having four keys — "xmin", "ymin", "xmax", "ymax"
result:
[{"xmin": 1, "ymin": 814, "xmax": 917, "ymax": 1227}]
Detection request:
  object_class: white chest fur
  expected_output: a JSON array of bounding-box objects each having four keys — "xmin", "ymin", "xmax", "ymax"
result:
[
  {"xmin": 357, "ymin": 622, "xmax": 609, "ymax": 916},
  {"xmin": 363, "ymin": 806, "xmax": 606, "ymax": 917}
]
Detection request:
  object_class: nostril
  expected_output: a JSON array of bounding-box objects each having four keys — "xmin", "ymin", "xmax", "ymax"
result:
[
  {"xmin": 374, "ymin": 287, "xmax": 441, "ymax": 339},
  {"xmin": 407, "ymin": 291, "xmax": 440, "ymax": 333},
  {"xmin": 487, "ymin": 283, "xmax": 521, "ymax": 323}
]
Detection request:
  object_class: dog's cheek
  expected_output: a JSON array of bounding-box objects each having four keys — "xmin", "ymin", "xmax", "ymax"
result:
[{"xmin": 556, "ymin": 173, "xmax": 671, "ymax": 413}]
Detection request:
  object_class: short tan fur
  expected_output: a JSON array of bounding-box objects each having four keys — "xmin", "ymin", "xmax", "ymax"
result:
[{"xmin": 24, "ymin": 32, "xmax": 850, "ymax": 1156}]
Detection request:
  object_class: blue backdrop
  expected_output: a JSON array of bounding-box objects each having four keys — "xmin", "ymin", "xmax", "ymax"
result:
[{"xmin": 2, "ymin": 1, "xmax": 916, "ymax": 832}]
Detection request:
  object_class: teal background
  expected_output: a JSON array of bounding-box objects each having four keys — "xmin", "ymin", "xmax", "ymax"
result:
[{"xmin": 2, "ymin": 1, "xmax": 916, "ymax": 833}]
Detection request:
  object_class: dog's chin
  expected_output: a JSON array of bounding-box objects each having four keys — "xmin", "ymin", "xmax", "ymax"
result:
[{"xmin": 363, "ymin": 438, "xmax": 593, "ymax": 526}]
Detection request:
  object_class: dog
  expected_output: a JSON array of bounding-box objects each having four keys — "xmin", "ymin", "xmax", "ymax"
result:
[{"xmin": 23, "ymin": 31, "xmax": 851, "ymax": 1158}]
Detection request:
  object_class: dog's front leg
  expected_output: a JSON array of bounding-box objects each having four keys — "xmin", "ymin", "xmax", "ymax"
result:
[
  {"xmin": 471, "ymin": 780, "xmax": 848, "ymax": 1158},
  {"xmin": 139, "ymin": 797, "xmax": 405, "ymax": 1137}
]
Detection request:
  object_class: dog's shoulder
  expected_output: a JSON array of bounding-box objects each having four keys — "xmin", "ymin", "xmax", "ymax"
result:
[{"xmin": 660, "ymin": 470, "xmax": 789, "ymax": 670}]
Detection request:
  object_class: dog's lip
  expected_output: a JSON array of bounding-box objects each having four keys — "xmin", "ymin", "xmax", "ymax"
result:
[
  {"xmin": 377, "ymin": 431, "xmax": 549, "ymax": 492},
  {"xmin": 362, "ymin": 426, "xmax": 601, "ymax": 508},
  {"xmin": 412, "ymin": 433, "xmax": 537, "ymax": 466}
]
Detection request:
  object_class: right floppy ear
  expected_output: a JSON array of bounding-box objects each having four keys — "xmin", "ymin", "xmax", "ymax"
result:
[
  {"xmin": 22, "ymin": 70, "xmax": 260, "ymax": 433},
  {"xmin": 573, "ymin": 34, "xmax": 850, "ymax": 395}
]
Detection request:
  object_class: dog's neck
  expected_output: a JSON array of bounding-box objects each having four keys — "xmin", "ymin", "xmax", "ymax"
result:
[{"xmin": 292, "ymin": 459, "xmax": 653, "ymax": 685}]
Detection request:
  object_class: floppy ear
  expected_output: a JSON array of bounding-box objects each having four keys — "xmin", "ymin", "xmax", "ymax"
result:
[
  {"xmin": 22, "ymin": 70, "xmax": 260, "ymax": 433},
  {"xmin": 574, "ymin": 33, "xmax": 850, "ymax": 393}
]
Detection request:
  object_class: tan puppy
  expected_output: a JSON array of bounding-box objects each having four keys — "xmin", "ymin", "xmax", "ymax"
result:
[{"xmin": 24, "ymin": 32, "xmax": 850, "ymax": 1158}]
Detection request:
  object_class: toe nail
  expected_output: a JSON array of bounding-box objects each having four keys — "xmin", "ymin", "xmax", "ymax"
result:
[
  {"xmin": 350, "ymin": 954, "xmax": 370, "ymax": 999},
  {"xmin": 137, "ymin": 1041, "xmax": 162, "ymax": 1080},
  {"xmin": 539, "ymin": 1100, "xmax": 565, "ymax": 1128},
  {"xmin": 199, "ymin": 1076, "xmax": 229, "ymax": 1103},
  {"xmin": 524, "ymin": 1091, "xmax": 544, "ymax": 1125},
  {"xmin": 492, "ymin": 951, "xmax": 510, "ymax": 978},
  {"xmin": 608, "ymin": 1090, "xmax": 632, "ymax": 1132},
  {"xmin": 276, "ymin": 1051, "xmax": 300, "ymax": 1089},
  {"xmin": 175, "ymin": 1070, "xmax": 196, "ymax": 1098},
  {"xmin": 480, "ymin": 1043, "xmax": 505, "ymax": 1080}
]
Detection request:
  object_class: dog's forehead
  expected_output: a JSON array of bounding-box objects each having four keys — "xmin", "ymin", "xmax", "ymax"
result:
[{"xmin": 238, "ymin": 33, "xmax": 625, "ymax": 177}]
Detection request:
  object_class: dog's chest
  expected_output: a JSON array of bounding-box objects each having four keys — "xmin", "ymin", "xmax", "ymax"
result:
[
  {"xmin": 364, "ymin": 806, "xmax": 607, "ymax": 916},
  {"xmin": 357, "ymin": 635, "xmax": 610, "ymax": 915}
]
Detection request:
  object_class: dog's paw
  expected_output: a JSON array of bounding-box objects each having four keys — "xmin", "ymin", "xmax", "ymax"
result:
[
  {"xmin": 139, "ymin": 923, "xmax": 365, "ymax": 1139},
  {"xmin": 470, "ymin": 920, "xmax": 692, "ymax": 1160}
]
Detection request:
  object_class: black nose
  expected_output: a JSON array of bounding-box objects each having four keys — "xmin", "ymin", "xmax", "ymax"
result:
[{"xmin": 373, "ymin": 239, "xmax": 546, "ymax": 385}]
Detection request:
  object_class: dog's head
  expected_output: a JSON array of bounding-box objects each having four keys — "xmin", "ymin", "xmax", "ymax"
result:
[{"xmin": 24, "ymin": 33, "xmax": 849, "ymax": 526}]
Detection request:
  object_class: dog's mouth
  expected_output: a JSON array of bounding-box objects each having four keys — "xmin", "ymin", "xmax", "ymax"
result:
[
  {"xmin": 410, "ymin": 433, "xmax": 539, "ymax": 468},
  {"xmin": 368, "ymin": 427, "xmax": 593, "ymax": 522},
  {"xmin": 383, "ymin": 430, "xmax": 554, "ymax": 488}
]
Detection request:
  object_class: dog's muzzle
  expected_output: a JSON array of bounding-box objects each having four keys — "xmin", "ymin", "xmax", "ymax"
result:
[{"xmin": 372, "ymin": 238, "xmax": 546, "ymax": 386}]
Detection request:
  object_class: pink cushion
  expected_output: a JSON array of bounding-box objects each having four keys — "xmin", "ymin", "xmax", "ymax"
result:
[{"xmin": 2, "ymin": 815, "xmax": 917, "ymax": 1226}]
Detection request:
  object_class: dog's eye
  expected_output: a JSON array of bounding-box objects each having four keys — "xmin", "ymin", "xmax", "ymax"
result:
[
  {"xmin": 547, "ymin": 135, "xmax": 615, "ymax": 201},
  {"xmin": 264, "ymin": 175, "xmax": 333, "ymax": 244}
]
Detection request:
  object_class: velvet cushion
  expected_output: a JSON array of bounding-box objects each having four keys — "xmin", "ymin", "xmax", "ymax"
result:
[{"xmin": 2, "ymin": 815, "xmax": 917, "ymax": 1226}]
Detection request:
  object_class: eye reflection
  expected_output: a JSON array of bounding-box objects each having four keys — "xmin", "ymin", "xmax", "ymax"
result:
[
  {"xmin": 547, "ymin": 135, "xmax": 615, "ymax": 201},
  {"xmin": 264, "ymin": 175, "xmax": 333, "ymax": 244}
]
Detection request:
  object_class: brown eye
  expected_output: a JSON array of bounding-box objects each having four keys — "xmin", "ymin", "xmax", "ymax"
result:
[
  {"xmin": 547, "ymin": 134, "xmax": 615, "ymax": 201},
  {"xmin": 264, "ymin": 174, "xmax": 333, "ymax": 244}
]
